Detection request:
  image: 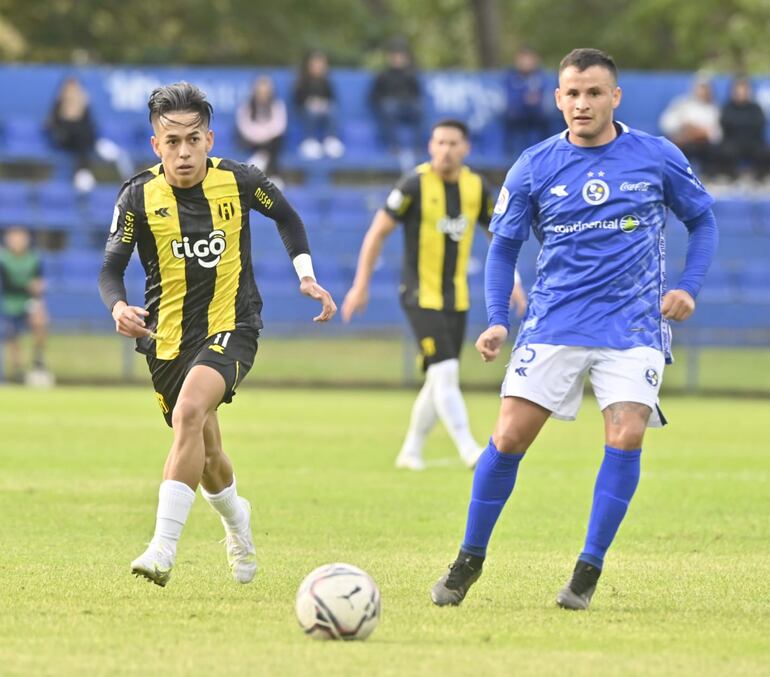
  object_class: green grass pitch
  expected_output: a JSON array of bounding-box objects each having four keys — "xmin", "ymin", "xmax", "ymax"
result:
[{"xmin": 0, "ymin": 386, "xmax": 768, "ymax": 676}]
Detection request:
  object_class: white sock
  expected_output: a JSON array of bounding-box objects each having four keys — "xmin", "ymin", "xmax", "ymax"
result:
[
  {"xmin": 398, "ymin": 379, "xmax": 438, "ymax": 458},
  {"xmin": 428, "ymin": 359, "xmax": 481, "ymax": 459},
  {"xmin": 201, "ymin": 476, "xmax": 248, "ymax": 532},
  {"xmin": 151, "ymin": 479, "xmax": 196, "ymax": 555}
]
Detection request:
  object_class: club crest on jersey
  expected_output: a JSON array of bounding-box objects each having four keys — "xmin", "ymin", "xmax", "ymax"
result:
[
  {"xmin": 582, "ymin": 179, "xmax": 609, "ymax": 205},
  {"xmin": 437, "ymin": 215, "xmax": 469, "ymax": 242},
  {"xmin": 171, "ymin": 229, "xmax": 227, "ymax": 269},
  {"xmin": 644, "ymin": 367, "xmax": 659, "ymax": 387}
]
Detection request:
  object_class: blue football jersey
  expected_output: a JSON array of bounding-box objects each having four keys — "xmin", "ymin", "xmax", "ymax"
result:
[{"xmin": 490, "ymin": 122, "xmax": 714, "ymax": 359}]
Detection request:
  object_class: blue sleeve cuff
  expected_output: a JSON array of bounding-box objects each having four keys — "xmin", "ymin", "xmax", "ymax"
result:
[{"xmin": 485, "ymin": 234, "xmax": 523, "ymax": 330}]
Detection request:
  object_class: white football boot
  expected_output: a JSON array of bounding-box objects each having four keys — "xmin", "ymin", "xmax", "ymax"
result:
[
  {"xmin": 462, "ymin": 446, "xmax": 484, "ymax": 470},
  {"xmin": 130, "ymin": 542, "xmax": 175, "ymax": 587},
  {"xmin": 395, "ymin": 451, "xmax": 426, "ymax": 471},
  {"xmin": 223, "ymin": 497, "xmax": 258, "ymax": 584}
]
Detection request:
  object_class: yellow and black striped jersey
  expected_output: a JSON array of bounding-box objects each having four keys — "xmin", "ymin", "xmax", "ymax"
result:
[
  {"xmin": 102, "ymin": 157, "xmax": 308, "ymax": 360},
  {"xmin": 383, "ymin": 162, "xmax": 494, "ymax": 312}
]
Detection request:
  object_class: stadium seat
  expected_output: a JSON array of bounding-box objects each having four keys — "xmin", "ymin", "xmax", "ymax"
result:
[{"xmin": 1, "ymin": 116, "xmax": 51, "ymax": 160}]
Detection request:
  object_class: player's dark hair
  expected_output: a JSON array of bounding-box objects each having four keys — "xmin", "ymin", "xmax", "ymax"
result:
[
  {"xmin": 148, "ymin": 82, "xmax": 213, "ymax": 128},
  {"xmin": 559, "ymin": 48, "xmax": 618, "ymax": 82},
  {"xmin": 431, "ymin": 118, "xmax": 469, "ymax": 139}
]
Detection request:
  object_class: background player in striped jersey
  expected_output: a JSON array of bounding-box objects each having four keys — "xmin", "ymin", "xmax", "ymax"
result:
[
  {"xmin": 98, "ymin": 82, "xmax": 336, "ymax": 587},
  {"xmin": 341, "ymin": 119, "xmax": 526, "ymax": 470},
  {"xmin": 431, "ymin": 49, "xmax": 718, "ymax": 610}
]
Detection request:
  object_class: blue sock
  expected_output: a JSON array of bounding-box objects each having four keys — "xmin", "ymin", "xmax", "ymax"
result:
[
  {"xmin": 579, "ymin": 445, "xmax": 642, "ymax": 569},
  {"xmin": 461, "ymin": 439, "xmax": 524, "ymax": 558}
]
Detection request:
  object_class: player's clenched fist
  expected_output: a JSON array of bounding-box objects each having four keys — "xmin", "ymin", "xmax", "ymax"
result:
[
  {"xmin": 475, "ymin": 325, "xmax": 509, "ymax": 362},
  {"xmin": 111, "ymin": 300, "xmax": 151, "ymax": 338},
  {"xmin": 661, "ymin": 289, "xmax": 695, "ymax": 322}
]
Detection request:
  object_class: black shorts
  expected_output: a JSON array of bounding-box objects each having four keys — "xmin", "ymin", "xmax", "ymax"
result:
[
  {"xmin": 146, "ymin": 327, "xmax": 259, "ymax": 427},
  {"xmin": 402, "ymin": 306, "xmax": 467, "ymax": 372}
]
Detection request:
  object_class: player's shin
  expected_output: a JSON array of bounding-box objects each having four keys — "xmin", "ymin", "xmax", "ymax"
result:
[
  {"xmin": 396, "ymin": 380, "xmax": 437, "ymax": 468},
  {"xmin": 151, "ymin": 479, "xmax": 196, "ymax": 555},
  {"xmin": 428, "ymin": 359, "xmax": 481, "ymax": 464},
  {"xmin": 579, "ymin": 445, "xmax": 642, "ymax": 568},
  {"xmin": 461, "ymin": 439, "xmax": 525, "ymax": 558},
  {"xmin": 201, "ymin": 475, "xmax": 249, "ymax": 532}
]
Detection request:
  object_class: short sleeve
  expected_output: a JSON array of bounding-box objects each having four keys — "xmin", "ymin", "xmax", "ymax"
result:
[
  {"xmin": 489, "ymin": 153, "xmax": 534, "ymax": 241},
  {"xmin": 660, "ymin": 138, "xmax": 715, "ymax": 222},
  {"xmin": 104, "ymin": 183, "xmax": 140, "ymax": 257},
  {"xmin": 382, "ymin": 173, "xmax": 419, "ymax": 220}
]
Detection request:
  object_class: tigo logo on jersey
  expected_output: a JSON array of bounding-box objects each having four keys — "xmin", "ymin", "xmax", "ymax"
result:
[
  {"xmin": 171, "ymin": 230, "xmax": 227, "ymax": 269},
  {"xmin": 493, "ymin": 187, "xmax": 509, "ymax": 214},
  {"xmin": 620, "ymin": 215, "xmax": 641, "ymax": 233},
  {"xmin": 582, "ymin": 179, "xmax": 609, "ymax": 205},
  {"xmin": 437, "ymin": 215, "xmax": 469, "ymax": 242}
]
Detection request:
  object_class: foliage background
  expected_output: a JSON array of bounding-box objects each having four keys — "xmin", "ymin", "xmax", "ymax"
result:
[{"xmin": 1, "ymin": 0, "xmax": 769, "ymax": 71}]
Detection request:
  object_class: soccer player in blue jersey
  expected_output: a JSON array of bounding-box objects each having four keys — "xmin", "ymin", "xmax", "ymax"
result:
[{"xmin": 431, "ymin": 48, "xmax": 718, "ymax": 610}]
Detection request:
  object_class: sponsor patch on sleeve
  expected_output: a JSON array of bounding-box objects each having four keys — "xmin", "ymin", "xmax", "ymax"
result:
[
  {"xmin": 493, "ymin": 187, "xmax": 510, "ymax": 215},
  {"xmin": 109, "ymin": 206, "xmax": 120, "ymax": 234},
  {"xmin": 386, "ymin": 189, "xmax": 404, "ymax": 212}
]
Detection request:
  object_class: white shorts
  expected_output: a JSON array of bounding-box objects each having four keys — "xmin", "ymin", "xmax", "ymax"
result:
[{"xmin": 501, "ymin": 344, "xmax": 667, "ymax": 427}]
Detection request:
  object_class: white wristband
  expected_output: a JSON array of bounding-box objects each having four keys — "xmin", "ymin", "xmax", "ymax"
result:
[{"xmin": 293, "ymin": 253, "xmax": 316, "ymax": 281}]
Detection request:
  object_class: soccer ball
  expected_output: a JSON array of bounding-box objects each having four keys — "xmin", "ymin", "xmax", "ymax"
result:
[{"xmin": 295, "ymin": 563, "xmax": 381, "ymax": 641}]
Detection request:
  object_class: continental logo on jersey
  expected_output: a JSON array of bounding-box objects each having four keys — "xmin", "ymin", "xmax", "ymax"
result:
[
  {"xmin": 217, "ymin": 199, "xmax": 235, "ymax": 221},
  {"xmin": 619, "ymin": 215, "xmax": 640, "ymax": 233},
  {"xmin": 155, "ymin": 392, "xmax": 169, "ymax": 414},
  {"xmin": 437, "ymin": 215, "xmax": 469, "ymax": 242},
  {"xmin": 553, "ymin": 214, "xmax": 641, "ymax": 235},
  {"xmin": 171, "ymin": 230, "xmax": 226, "ymax": 268},
  {"xmin": 254, "ymin": 187, "xmax": 274, "ymax": 210}
]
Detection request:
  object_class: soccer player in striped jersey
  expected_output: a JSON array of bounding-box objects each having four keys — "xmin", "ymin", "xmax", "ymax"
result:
[
  {"xmin": 431, "ymin": 49, "xmax": 718, "ymax": 610},
  {"xmin": 98, "ymin": 82, "xmax": 336, "ymax": 587},
  {"xmin": 342, "ymin": 119, "xmax": 526, "ymax": 470}
]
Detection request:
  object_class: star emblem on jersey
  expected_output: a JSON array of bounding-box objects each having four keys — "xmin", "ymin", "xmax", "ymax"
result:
[
  {"xmin": 550, "ymin": 185, "xmax": 569, "ymax": 197},
  {"xmin": 644, "ymin": 368, "xmax": 659, "ymax": 387},
  {"xmin": 582, "ymin": 179, "xmax": 609, "ymax": 205}
]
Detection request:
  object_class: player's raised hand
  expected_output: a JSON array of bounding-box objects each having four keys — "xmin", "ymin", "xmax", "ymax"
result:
[
  {"xmin": 661, "ymin": 289, "xmax": 695, "ymax": 321},
  {"xmin": 475, "ymin": 325, "xmax": 509, "ymax": 362},
  {"xmin": 112, "ymin": 301, "xmax": 152, "ymax": 338},
  {"xmin": 340, "ymin": 284, "xmax": 369, "ymax": 323},
  {"xmin": 300, "ymin": 277, "xmax": 337, "ymax": 322}
]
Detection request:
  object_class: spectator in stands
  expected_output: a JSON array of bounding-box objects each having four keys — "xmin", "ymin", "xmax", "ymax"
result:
[
  {"xmin": 292, "ymin": 49, "xmax": 345, "ymax": 160},
  {"xmin": 0, "ymin": 226, "xmax": 51, "ymax": 384},
  {"xmin": 503, "ymin": 46, "xmax": 551, "ymax": 154},
  {"xmin": 45, "ymin": 76, "xmax": 132, "ymax": 192},
  {"xmin": 659, "ymin": 75, "xmax": 723, "ymax": 178},
  {"xmin": 235, "ymin": 75, "xmax": 287, "ymax": 180},
  {"xmin": 719, "ymin": 76, "xmax": 770, "ymax": 181},
  {"xmin": 369, "ymin": 37, "xmax": 423, "ymax": 165}
]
